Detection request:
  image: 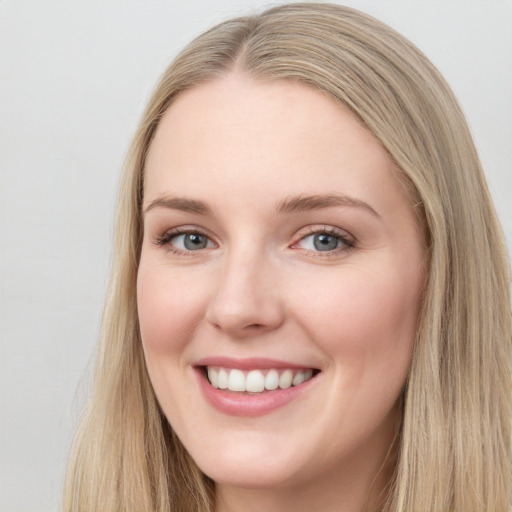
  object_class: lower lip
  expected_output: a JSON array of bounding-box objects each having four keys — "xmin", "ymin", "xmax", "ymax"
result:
[{"xmin": 195, "ymin": 368, "xmax": 317, "ymax": 417}]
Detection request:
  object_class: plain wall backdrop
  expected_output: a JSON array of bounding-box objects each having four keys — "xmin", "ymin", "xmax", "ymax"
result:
[{"xmin": 1, "ymin": 1, "xmax": 511, "ymax": 510}]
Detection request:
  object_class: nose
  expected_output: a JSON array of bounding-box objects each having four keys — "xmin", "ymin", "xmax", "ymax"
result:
[{"xmin": 205, "ymin": 248, "xmax": 285, "ymax": 338}]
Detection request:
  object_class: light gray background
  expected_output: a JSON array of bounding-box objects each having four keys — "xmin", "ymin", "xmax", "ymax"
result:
[{"xmin": 1, "ymin": 1, "xmax": 511, "ymax": 511}]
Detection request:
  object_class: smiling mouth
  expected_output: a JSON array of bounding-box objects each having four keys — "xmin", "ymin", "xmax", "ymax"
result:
[{"xmin": 203, "ymin": 366, "xmax": 320, "ymax": 394}]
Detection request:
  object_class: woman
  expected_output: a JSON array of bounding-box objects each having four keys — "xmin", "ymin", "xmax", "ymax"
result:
[{"xmin": 64, "ymin": 3, "xmax": 511, "ymax": 511}]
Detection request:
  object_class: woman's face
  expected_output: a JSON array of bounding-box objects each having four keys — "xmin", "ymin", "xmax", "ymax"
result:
[{"xmin": 138, "ymin": 75, "xmax": 425, "ymax": 492}]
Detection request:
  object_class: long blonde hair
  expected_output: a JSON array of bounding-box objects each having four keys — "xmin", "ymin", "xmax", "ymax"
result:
[{"xmin": 64, "ymin": 3, "xmax": 511, "ymax": 511}]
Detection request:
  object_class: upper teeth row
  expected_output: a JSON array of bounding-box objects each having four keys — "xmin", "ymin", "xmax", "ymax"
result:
[{"xmin": 207, "ymin": 367, "xmax": 314, "ymax": 393}]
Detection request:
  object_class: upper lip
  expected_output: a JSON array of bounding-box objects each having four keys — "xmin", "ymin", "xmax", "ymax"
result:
[{"xmin": 194, "ymin": 356, "xmax": 320, "ymax": 371}]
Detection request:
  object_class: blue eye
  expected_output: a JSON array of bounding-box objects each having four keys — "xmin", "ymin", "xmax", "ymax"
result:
[
  {"xmin": 171, "ymin": 232, "xmax": 214, "ymax": 251},
  {"xmin": 155, "ymin": 230, "xmax": 215, "ymax": 253},
  {"xmin": 297, "ymin": 230, "xmax": 352, "ymax": 252},
  {"xmin": 314, "ymin": 233, "xmax": 340, "ymax": 251}
]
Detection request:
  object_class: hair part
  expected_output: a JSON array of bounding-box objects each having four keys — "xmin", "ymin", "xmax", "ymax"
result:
[{"xmin": 64, "ymin": 3, "xmax": 511, "ymax": 511}]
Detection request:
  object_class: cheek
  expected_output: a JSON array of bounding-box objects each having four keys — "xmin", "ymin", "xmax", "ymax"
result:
[
  {"xmin": 136, "ymin": 260, "xmax": 206, "ymax": 358},
  {"xmin": 290, "ymin": 262, "xmax": 423, "ymax": 377},
  {"xmin": 136, "ymin": 261, "xmax": 207, "ymax": 421}
]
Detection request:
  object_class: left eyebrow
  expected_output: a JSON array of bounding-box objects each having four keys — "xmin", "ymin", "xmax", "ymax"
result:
[{"xmin": 275, "ymin": 193, "xmax": 381, "ymax": 218}]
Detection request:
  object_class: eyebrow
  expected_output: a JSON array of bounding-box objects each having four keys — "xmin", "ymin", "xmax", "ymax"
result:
[
  {"xmin": 143, "ymin": 193, "xmax": 380, "ymax": 218},
  {"xmin": 143, "ymin": 196, "xmax": 212, "ymax": 216},
  {"xmin": 276, "ymin": 194, "xmax": 380, "ymax": 218}
]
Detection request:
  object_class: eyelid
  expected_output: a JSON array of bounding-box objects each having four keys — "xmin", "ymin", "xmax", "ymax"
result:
[
  {"xmin": 290, "ymin": 225, "xmax": 355, "ymax": 254},
  {"xmin": 152, "ymin": 224, "xmax": 355, "ymax": 257},
  {"xmin": 153, "ymin": 226, "xmax": 217, "ymax": 254}
]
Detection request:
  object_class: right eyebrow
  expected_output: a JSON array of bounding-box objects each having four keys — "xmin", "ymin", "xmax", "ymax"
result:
[{"xmin": 143, "ymin": 196, "xmax": 212, "ymax": 216}]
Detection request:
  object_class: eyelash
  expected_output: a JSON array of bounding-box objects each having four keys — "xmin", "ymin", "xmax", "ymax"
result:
[
  {"xmin": 154, "ymin": 228, "xmax": 216, "ymax": 256},
  {"xmin": 293, "ymin": 226, "xmax": 355, "ymax": 256},
  {"xmin": 153, "ymin": 226, "xmax": 355, "ymax": 257}
]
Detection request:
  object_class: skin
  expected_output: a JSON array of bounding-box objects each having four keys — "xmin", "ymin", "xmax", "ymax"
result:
[{"xmin": 137, "ymin": 74, "xmax": 426, "ymax": 512}]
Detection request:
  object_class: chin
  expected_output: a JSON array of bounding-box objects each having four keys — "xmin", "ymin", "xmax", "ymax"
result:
[
  {"xmin": 201, "ymin": 460, "xmax": 298, "ymax": 490},
  {"xmin": 187, "ymin": 437, "xmax": 307, "ymax": 489}
]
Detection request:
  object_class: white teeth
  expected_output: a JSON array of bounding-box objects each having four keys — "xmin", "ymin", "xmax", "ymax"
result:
[
  {"xmin": 264, "ymin": 369, "xmax": 279, "ymax": 390},
  {"xmin": 292, "ymin": 371, "xmax": 305, "ymax": 386},
  {"xmin": 206, "ymin": 366, "xmax": 316, "ymax": 393},
  {"xmin": 218, "ymin": 368, "xmax": 228, "ymax": 389},
  {"xmin": 228, "ymin": 369, "xmax": 246, "ymax": 391},
  {"xmin": 279, "ymin": 369, "xmax": 293, "ymax": 389},
  {"xmin": 207, "ymin": 367, "xmax": 218, "ymax": 388},
  {"xmin": 246, "ymin": 370, "xmax": 265, "ymax": 392}
]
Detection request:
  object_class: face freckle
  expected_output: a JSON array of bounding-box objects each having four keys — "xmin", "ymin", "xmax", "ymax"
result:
[{"xmin": 137, "ymin": 73, "xmax": 426, "ymax": 498}]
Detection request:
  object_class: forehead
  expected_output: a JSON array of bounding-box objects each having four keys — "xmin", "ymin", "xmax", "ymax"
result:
[{"xmin": 143, "ymin": 74, "xmax": 406, "ymax": 216}]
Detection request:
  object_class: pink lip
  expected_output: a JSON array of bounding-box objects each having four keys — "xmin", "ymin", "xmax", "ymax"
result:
[
  {"xmin": 193, "ymin": 359, "xmax": 319, "ymax": 417},
  {"xmin": 194, "ymin": 356, "xmax": 316, "ymax": 371}
]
